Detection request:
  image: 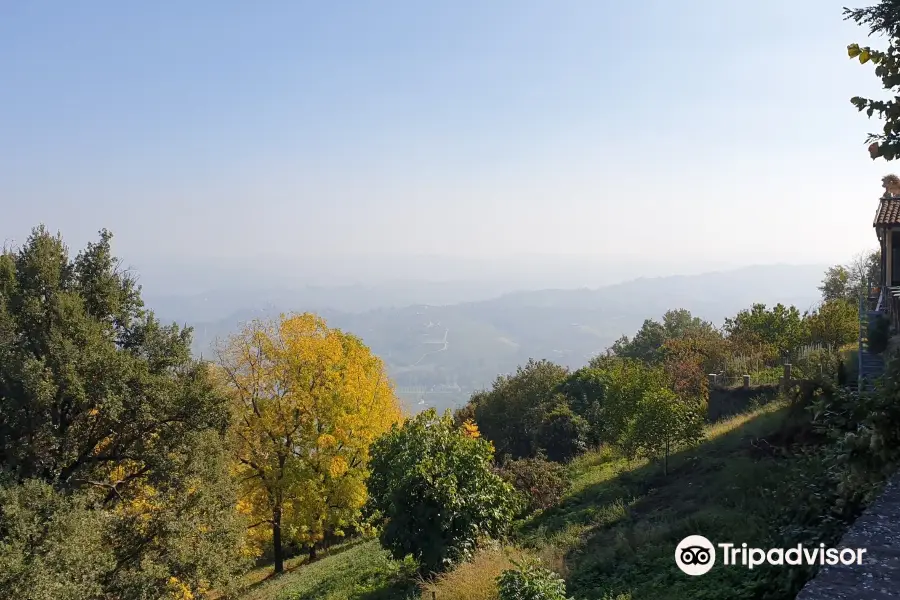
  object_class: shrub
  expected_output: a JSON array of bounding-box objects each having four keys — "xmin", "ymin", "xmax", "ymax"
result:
[
  {"xmin": 0, "ymin": 477, "xmax": 114, "ymax": 600},
  {"xmin": 792, "ymin": 347, "xmax": 841, "ymax": 380},
  {"xmin": 753, "ymin": 349, "xmax": 900, "ymax": 597},
  {"xmin": 868, "ymin": 314, "xmax": 890, "ymax": 354},
  {"xmin": 497, "ymin": 456, "xmax": 569, "ymax": 514},
  {"xmin": 496, "ymin": 560, "xmax": 573, "ymax": 600},
  {"xmin": 367, "ymin": 409, "xmax": 520, "ymax": 573}
]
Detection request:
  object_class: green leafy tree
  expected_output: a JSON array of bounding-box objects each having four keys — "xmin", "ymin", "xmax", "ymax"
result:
[
  {"xmin": 661, "ymin": 308, "xmax": 718, "ymax": 340},
  {"xmin": 805, "ymin": 299, "xmax": 859, "ymax": 350},
  {"xmin": 819, "ymin": 252, "xmax": 880, "ymax": 303},
  {"xmin": 845, "ymin": 1, "xmax": 900, "ymax": 160},
  {"xmin": 366, "ymin": 409, "xmax": 519, "ymax": 573},
  {"xmin": 661, "ymin": 338, "xmax": 710, "ymax": 401},
  {"xmin": 466, "ymin": 359, "xmax": 569, "ymax": 460},
  {"xmin": 724, "ymin": 303, "xmax": 808, "ymax": 358},
  {"xmin": 0, "ymin": 227, "xmax": 247, "ymax": 598},
  {"xmin": 557, "ymin": 367, "xmax": 607, "ymax": 446},
  {"xmin": 610, "ymin": 319, "xmax": 666, "ymax": 363},
  {"xmin": 612, "ymin": 309, "xmax": 721, "ymax": 367},
  {"xmin": 620, "ymin": 388, "xmax": 705, "ymax": 476},
  {"xmin": 589, "ymin": 358, "xmax": 670, "ymax": 444},
  {"xmin": 819, "ymin": 265, "xmax": 853, "ymax": 303}
]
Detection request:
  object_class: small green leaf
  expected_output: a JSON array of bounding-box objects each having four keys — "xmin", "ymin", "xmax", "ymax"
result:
[
  {"xmin": 861, "ymin": 49, "xmax": 871, "ymax": 64},
  {"xmin": 849, "ymin": 43, "xmax": 861, "ymax": 58}
]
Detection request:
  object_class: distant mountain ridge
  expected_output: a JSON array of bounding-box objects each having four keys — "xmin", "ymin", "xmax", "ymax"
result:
[{"xmin": 174, "ymin": 264, "xmax": 827, "ymax": 414}]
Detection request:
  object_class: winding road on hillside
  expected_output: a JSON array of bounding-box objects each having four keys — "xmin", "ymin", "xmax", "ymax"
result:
[{"xmin": 412, "ymin": 328, "xmax": 449, "ymax": 366}]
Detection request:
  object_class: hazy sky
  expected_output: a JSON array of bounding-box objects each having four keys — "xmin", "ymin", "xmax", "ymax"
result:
[{"xmin": 0, "ymin": 1, "xmax": 891, "ymax": 272}]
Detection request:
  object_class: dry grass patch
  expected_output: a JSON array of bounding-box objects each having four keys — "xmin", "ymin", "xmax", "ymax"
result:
[{"xmin": 419, "ymin": 547, "xmax": 532, "ymax": 600}]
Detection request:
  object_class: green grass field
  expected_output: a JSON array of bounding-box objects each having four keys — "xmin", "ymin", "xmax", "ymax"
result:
[{"xmin": 234, "ymin": 400, "xmax": 839, "ymax": 600}]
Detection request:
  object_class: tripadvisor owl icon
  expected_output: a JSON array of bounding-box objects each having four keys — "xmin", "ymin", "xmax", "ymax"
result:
[{"xmin": 675, "ymin": 535, "xmax": 716, "ymax": 576}]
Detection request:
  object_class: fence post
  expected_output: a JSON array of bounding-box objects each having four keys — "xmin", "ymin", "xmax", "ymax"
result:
[
  {"xmin": 743, "ymin": 374, "xmax": 750, "ymax": 389},
  {"xmin": 782, "ymin": 363, "xmax": 792, "ymax": 391},
  {"xmin": 708, "ymin": 373, "xmax": 716, "ymax": 388}
]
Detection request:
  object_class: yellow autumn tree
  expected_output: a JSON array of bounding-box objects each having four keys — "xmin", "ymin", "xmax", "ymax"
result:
[{"xmin": 215, "ymin": 313, "xmax": 402, "ymax": 573}]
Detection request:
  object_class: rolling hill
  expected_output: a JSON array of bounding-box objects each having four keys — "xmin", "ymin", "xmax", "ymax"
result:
[{"xmin": 178, "ymin": 264, "xmax": 827, "ymax": 414}]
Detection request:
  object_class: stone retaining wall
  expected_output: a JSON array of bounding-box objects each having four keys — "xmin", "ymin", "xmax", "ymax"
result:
[{"xmin": 795, "ymin": 473, "xmax": 900, "ymax": 599}]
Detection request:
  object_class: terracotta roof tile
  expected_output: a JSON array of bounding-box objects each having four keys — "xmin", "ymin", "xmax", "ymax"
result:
[{"xmin": 874, "ymin": 198, "xmax": 900, "ymax": 226}]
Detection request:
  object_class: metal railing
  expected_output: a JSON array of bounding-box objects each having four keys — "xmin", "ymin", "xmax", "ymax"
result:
[{"xmin": 859, "ymin": 290, "xmax": 867, "ymax": 390}]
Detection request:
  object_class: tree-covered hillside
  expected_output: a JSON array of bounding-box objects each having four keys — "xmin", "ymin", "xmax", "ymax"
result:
[{"xmin": 183, "ymin": 265, "xmax": 825, "ymax": 413}]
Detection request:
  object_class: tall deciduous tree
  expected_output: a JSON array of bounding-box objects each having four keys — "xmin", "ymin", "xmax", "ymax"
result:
[
  {"xmin": 466, "ymin": 359, "xmax": 570, "ymax": 460},
  {"xmin": 661, "ymin": 338, "xmax": 709, "ymax": 407},
  {"xmin": 819, "ymin": 265, "xmax": 853, "ymax": 303},
  {"xmin": 806, "ymin": 299, "xmax": 859, "ymax": 350},
  {"xmin": 558, "ymin": 367, "xmax": 608, "ymax": 446},
  {"xmin": 589, "ymin": 358, "xmax": 670, "ymax": 445},
  {"xmin": 819, "ymin": 251, "xmax": 880, "ymax": 303},
  {"xmin": 216, "ymin": 313, "xmax": 401, "ymax": 573},
  {"xmin": 0, "ymin": 227, "xmax": 247, "ymax": 599},
  {"xmin": 611, "ymin": 309, "xmax": 720, "ymax": 365},
  {"xmin": 724, "ymin": 303, "xmax": 807, "ymax": 358}
]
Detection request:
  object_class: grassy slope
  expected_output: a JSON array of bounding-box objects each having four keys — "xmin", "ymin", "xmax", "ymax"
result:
[
  {"xmin": 519, "ymin": 400, "xmax": 812, "ymax": 599},
  {"xmin": 237, "ymin": 400, "xmax": 828, "ymax": 600},
  {"xmin": 233, "ymin": 540, "xmax": 417, "ymax": 600}
]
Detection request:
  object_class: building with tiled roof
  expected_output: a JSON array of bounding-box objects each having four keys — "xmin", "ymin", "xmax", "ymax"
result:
[
  {"xmin": 874, "ymin": 197, "xmax": 900, "ymax": 228},
  {"xmin": 875, "ymin": 194, "xmax": 900, "ymax": 289}
]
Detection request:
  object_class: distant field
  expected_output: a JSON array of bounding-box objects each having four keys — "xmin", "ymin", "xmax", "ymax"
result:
[{"xmin": 396, "ymin": 390, "xmax": 470, "ymax": 414}]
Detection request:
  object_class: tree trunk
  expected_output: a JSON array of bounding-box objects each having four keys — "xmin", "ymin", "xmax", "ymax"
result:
[
  {"xmin": 273, "ymin": 507, "xmax": 284, "ymax": 574},
  {"xmin": 664, "ymin": 438, "xmax": 669, "ymax": 477},
  {"xmin": 309, "ymin": 543, "xmax": 318, "ymax": 562}
]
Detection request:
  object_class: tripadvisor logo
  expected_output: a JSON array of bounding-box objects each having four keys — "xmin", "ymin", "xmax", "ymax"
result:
[
  {"xmin": 676, "ymin": 535, "xmax": 716, "ymax": 576},
  {"xmin": 675, "ymin": 535, "xmax": 868, "ymax": 576}
]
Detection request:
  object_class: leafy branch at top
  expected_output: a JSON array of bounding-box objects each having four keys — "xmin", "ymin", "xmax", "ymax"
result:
[{"xmin": 845, "ymin": 1, "xmax": 900, "ymax": 160}]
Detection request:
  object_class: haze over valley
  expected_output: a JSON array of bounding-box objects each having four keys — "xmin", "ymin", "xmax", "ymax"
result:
[{"xmin": 143, "ymin": 260, "xmax": 828, "ymax": 413}]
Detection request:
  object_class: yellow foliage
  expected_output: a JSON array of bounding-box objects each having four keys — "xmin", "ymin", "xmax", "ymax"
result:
[
  {"xmin": 462, "ymin": 419, "xmax": 481, "ymax": 438},
  {"xmin": 167, "ymin": 576, "xmax": 195, "ymax": 600},
  {"xmin": 235, "ymin": 498, "xmax": 254, "ymax": 516},
  {"xmin": 216, "ymin": 312, "xmax": 403, "ymax": 556},
  {"xmin": 93, "ymin": 433, "xmax": 114, "ymax": 456},
  {"xmin": 328, "ymin": 456, "xmax": 349, "ymax": 478}
]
